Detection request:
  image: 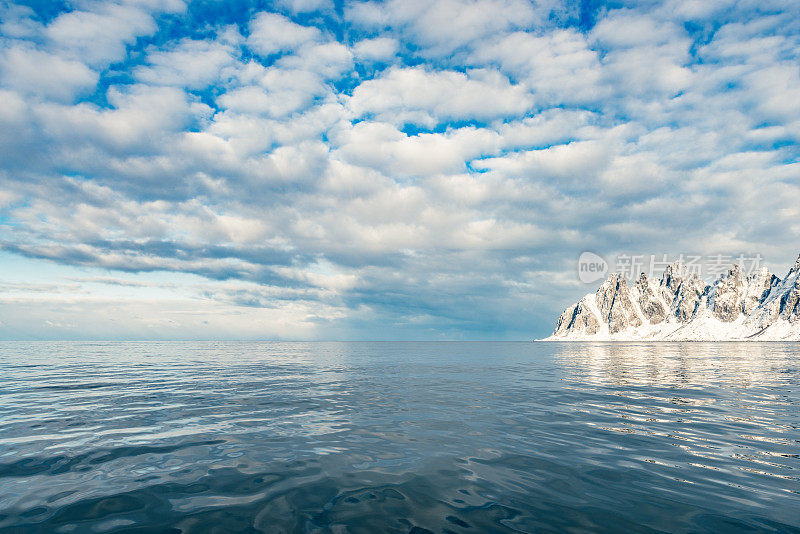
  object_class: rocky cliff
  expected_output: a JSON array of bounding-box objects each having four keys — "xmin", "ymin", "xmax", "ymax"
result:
[{"xmin": 544, "ymin": 254, "xmax": 800, "ymax": 340}]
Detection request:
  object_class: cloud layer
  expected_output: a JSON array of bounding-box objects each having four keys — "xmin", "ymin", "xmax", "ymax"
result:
[{"xmin": 1, "ymin": 0, "xmax": 799, "ymax": 339}]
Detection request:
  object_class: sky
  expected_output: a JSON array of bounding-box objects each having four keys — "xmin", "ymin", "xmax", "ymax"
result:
[{"xmin": 0, "ymin": 0, "xmax": 799, "ymax": 340}]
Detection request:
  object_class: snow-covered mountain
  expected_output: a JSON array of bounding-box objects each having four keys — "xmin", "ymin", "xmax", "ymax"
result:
[{"xmin": 542, "ymin": 254, "xmax": 800, "ymax": 341}]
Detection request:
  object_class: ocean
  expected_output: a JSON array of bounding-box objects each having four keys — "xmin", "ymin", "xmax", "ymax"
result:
[{"xmin": 1, "ymin": 341, "xmax": 798, "ymax": 533}]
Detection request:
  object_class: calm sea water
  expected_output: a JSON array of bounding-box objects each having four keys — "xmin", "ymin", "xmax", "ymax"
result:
[{"xmin": 0, "ymin": 341, "xmax": 798, "ymax": 533}]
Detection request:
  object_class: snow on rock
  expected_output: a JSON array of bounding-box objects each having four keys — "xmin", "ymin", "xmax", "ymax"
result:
[
  {"xmin": 635, "ymin": 273, "xmax": 667, "ymax": 324},
  {"xmin": 553, "ymin": 296, "xmax": 601, "ymax": 336},
  {"xmin": 595, "ymin": 274, "xmax": 642, "ymax": 333},
  {"xmin": 741, "ymin": 267, "xmax": 779, "ymax": 315},
  {"xmin": 778, "ymin": 258, "xmax": 800, "ymax": 322},
  {"xmin": 542, "ymin": 253, "xmax": 800, "ymax": 341},
  {"xmin": 708, "ymin": 264, "xmax": 744, "ymax": 322}
]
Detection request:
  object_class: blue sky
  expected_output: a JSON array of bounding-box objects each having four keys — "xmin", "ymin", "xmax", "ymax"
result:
[{"xmin": 1, "ymin": 0, "xmax": 799, "ymax": 340}]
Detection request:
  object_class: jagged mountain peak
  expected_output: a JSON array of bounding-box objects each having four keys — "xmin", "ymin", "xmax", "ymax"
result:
[
  {"xmin": 660, "ymin": 259, "xmax": 699, "ymax": 279},
  {"xmin": 660, "ymin": 261, "xmax": 684, "ymax": 288},
  {"xmin": 543, "ymin": 253, "xmax": 800, "ymax": 341},
  {"xmin": 747, "ymin": 265, "xmax": 773, "ymax": 280},
  {"xmin": 789, "ymin": 254, "xmax": 800, "ymax": 276},
  {"xmin": 708, "ymin": 264, "xmax": 747, "ymax": 322},
  {"xmin": 659, "ymin": 260, "xmax": 703, "ymax": 299},
  {"xmin": 595, "ymin": 273, "xmax": 641, "ymax": 333}
]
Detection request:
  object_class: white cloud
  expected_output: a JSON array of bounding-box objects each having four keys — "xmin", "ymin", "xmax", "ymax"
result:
[
  {"xmin": 0, "ymin": 3, "xmax": 42, "ymax": 39},
  {"xmin": 348, "ymin": 67, "xmax": 533, "ymax": 126},
  {"xmin": 135, "ymin": 36, "xmax": 239, "ymax": 89},
  {"xmin": 495, "ymin": 109, "xmax": 597, "ymax": 151},
  {"xmin": 471, "ymin": 30, "xmax": 606, "ymax": 107},
  {"xmin": 472, "ymin": 139, "xmax": 611, "ymax": 184},
  {"xmin": 201, "ymin": 102, "xmax": 344, "ymax": 158},
  {"xmin": 352, "ymin": 37, "xmax": 399, "ymax": 61},
  {"xmin": 0, "ymin": 285, "xmax": 339, "ymax": 340},
  {"xmin": 744, "ymin": 65, "xmax": 800, "ymax": 122},
  {"xmin": 216, "ymin": 86, "xmax": 274, "ymax": 115},
  {"xmin": 277, "ymin": 41, "xmax": 353, "ymax": 79},
  {"xmin": 276, "ymin": 0, "xmax": 334, "ymax": 13},
  {"xmin": 591, "ymin": 10, "xmax": 683, "ymax": 49},
  {"xmin": 2, "ymin": 0, "xmax": 800, "ymax": 339},
  {"xmin": 217, "ymin": 41, "xmax": 350, "ymax": 118},
  {"xmin": 0, "ymin": 45, "xmax": 97, "ymax": 101},
  {"xmin": 346, "ymin": 0, "xmax": 540, "ymax": 56},
  {"xmin": 588, "ymin": 12, "xmax": 693, "ymax": 101},
  {"xmin": 247, "ymin": 12, "xmax": 321, "ymax": 56},
  {"xmin": 663, "ymin": 0, "xmax": 738, "ymax": 19},
  {"xmin": 45, "ymin": 3, "xmax": 160, "ymax": 67},
  {"xmin": 599, "ymin": 152, "xmax": 669, "ymax": 197},
  {"xmin": 0, "ymin": 188, "xmax": 20, "ymax": 209},
  {"xmin": 331, "ymin": 121, "xmax": 501, "ymax": 177},
  {"xmin": 602, "ymin": 45, "xmax": 693, "ymax": 99},
  {"xmin": 34, "ymin": 85, "xmax": 211, "ymax": 154},
  {"xmin": 221, "ymin": 68, "xmax": 324, "ymax": 117}
]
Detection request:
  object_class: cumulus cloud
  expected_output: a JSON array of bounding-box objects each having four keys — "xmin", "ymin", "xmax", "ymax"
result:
[
  {"xmin": 1, "ymin": 0, "xmax": 799, "ymax": 340},
  {"xmin": 44, "ymin": 2, "xmax": 172, "ymax": 67},
  {"xmin": 0, "ymin": 45, "xmax": 98, "ymax": 101},
  {"xmin": 346, "ymin": 0, "xmax": 544, "ymax": 57},
  {"xmin": 331, "ymin": 121, "xmax": 501, "ymax": 177},
  {"xmin": 470, "ymin": 29, "xmax": 606, "ymax": 107},
  {"xmin": 247, "ymin": 12, "xmax": 321, "ymax": 56},
  {"xmin": 34, "ymin": 84, "xmax": 210, "ymax": 156},
  {"xmin": 135, "ymin": 35, "xmax": 240, "ymax": 89},
  {"xmin": 276, "ymin": 0, "xmax": 335, "ymax": 14},
  {"xmin": 0, "ymin": 4, "xmax": 41, "ymax": 39},
  {"xmin": 352, "ymin": 37, "xmax": 399, "ymax": 62},
  {"xmin": 348, "ymin": 67, "xmax": 533, "ymax": 126}
]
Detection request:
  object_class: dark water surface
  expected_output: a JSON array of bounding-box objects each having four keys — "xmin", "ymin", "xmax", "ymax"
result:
[{"xmin": 1, "ymin": 342, "xmax": 798, "ymax": 533}]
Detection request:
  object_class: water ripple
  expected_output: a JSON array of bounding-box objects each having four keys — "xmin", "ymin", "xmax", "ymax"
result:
[{"xmin": 0, "ymin": 341, "xmax": 798, "ymax": 532}]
